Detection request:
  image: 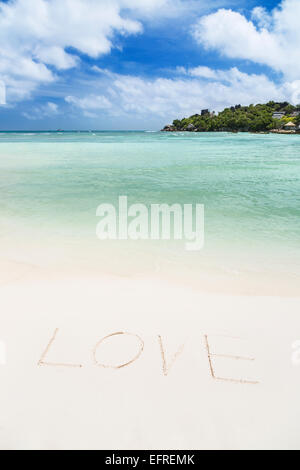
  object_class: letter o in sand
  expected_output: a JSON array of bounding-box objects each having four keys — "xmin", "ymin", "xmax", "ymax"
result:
[{"xmin": 93, "ymin": 332, "xmax": 144, "ymax": 369}]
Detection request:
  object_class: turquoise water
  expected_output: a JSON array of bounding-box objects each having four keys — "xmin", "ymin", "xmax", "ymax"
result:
[{"xmin": 0, "ymin": 131, "xmax": 299, "ymax": 290}]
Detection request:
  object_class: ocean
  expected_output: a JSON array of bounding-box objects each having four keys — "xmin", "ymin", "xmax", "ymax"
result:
[{"xmin": 0, "ymin": 131, "xmax": 299, "ymax": 294}]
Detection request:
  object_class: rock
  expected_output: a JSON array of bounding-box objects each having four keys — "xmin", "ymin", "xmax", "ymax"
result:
[{"xmin": 161, "ymin": 125, "xmax": 176, "ymax": 132}]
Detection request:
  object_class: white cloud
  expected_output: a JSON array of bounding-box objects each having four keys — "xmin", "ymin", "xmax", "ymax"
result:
[
  {"xmin": 193, "ymin": 0, "xmax": 300, "ymax": 80},
  {"xmin": 22, "ymin": 101, "xmax": 59, "ymax": 120},
  {"xmin": 34, "ymin": 46, "xmax": 79, "ymax": 70},
  {"xmin": 65, "ymin": 95, "xmax": 112, "ymax": 110},
  {"xmin": 185, "ymin": 66, "xmax": 218, "ymax": 79},
  {"xmin": 251, "ymin": 7, "xmax": 272, "ymax": 30},
  {"xmin": 46, "ymin": 102, "xmax": 59, "ymax": 114},
  {"xmin": 65, "ymin": 66, "xmax": 292, "ymax": 124},
  {"xmin": 0, "ymin": 0, "xmax": 193, "ymax": 103}
]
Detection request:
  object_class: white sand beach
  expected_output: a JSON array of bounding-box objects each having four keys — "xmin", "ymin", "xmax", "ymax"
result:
[{"xmin": 1, "ymin": 262, "xmax": 300, "ymax": 450}]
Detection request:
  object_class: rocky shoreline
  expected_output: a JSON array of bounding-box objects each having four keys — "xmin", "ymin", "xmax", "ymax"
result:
[{"xmin": 161, "ymin": 125, "xmax": 300, "ymax": 135}]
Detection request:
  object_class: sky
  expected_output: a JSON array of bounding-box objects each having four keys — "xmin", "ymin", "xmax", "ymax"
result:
[{"xmin": 0, "ymin": 0, "xmax": 299, "ymax": 130}]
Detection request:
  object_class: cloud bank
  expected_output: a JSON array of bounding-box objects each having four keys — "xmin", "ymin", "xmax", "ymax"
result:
[
  {"xmin": 193, "ymin": 0, "xmax": 300, "ymax": 80},
  {"xmin": 0, "ymin": 0, "xmax": 190, "ymax": 101},
  {"xmin": 65, "ymin": 67, "xmax": 291, "ymax": 123}
]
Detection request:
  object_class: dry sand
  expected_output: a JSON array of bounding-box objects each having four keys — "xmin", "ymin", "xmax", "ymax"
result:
[{"xmin": 0, "ymin": 261, "xmax": 300, "ymax": 450}]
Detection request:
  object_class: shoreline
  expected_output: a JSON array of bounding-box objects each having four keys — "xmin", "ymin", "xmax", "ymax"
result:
[
  {"xmin": 0, "ymin": 253, "xmax": 299, "ymax": 298},
  {"xmin": 161, "ymin": 129, "xmax": 300, "ymax": 135},
  {"xmin": 0, "ymin": 130, "xmax": 299, "ymax": 135}
]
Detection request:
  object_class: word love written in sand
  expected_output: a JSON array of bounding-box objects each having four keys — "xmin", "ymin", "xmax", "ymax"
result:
[{"xmin": 38, "ymin": 329, "xmax": 259, "ymax": 385}]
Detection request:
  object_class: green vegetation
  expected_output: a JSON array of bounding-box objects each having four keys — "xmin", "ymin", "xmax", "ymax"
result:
[{"xmin": 164, "ymin": 102, "xmax": 300, "ymax": 133}]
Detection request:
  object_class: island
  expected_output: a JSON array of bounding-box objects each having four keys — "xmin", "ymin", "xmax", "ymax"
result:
[{"xmin": 161, "ymin": 101, "xmax": 300, "ymax": 134}]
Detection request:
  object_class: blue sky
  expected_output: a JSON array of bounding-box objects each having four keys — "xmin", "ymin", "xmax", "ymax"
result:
[{"xmin": 0, "ymin": 0, "xmax": 299, "ymax": 130}]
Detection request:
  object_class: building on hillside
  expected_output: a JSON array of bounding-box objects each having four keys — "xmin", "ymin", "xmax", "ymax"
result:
[
  {"xmin": 290, "ymin": 111, "xmax": 300, "ymax": 117},
  {"xmin": 272, "ymin": 112, "xmax": 286, "ymax": 119},
  {"xmin": 186, "ymin": 123, "xmax": 196, "ymax": 131}
]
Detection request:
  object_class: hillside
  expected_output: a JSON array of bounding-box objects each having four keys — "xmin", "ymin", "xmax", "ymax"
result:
[{"xmin": 162, "ymin": 102, "xmax": 300, "ymax": 133}]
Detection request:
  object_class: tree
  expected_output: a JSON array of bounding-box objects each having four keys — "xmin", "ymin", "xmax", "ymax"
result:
[{"xmin": 168, "ymin": 101, "xmax": 298, "ymax": 133}]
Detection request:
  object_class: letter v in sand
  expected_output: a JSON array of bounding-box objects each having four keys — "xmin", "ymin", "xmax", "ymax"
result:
[{"xmin": 158, "ymin": 335, "xmax": 185, "ymax": 376}]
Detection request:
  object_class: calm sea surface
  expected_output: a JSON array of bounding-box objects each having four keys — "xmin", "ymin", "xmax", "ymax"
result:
[{"xmin": 0, "ymin": 131, "xmax": 299, "ymax": 292}]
